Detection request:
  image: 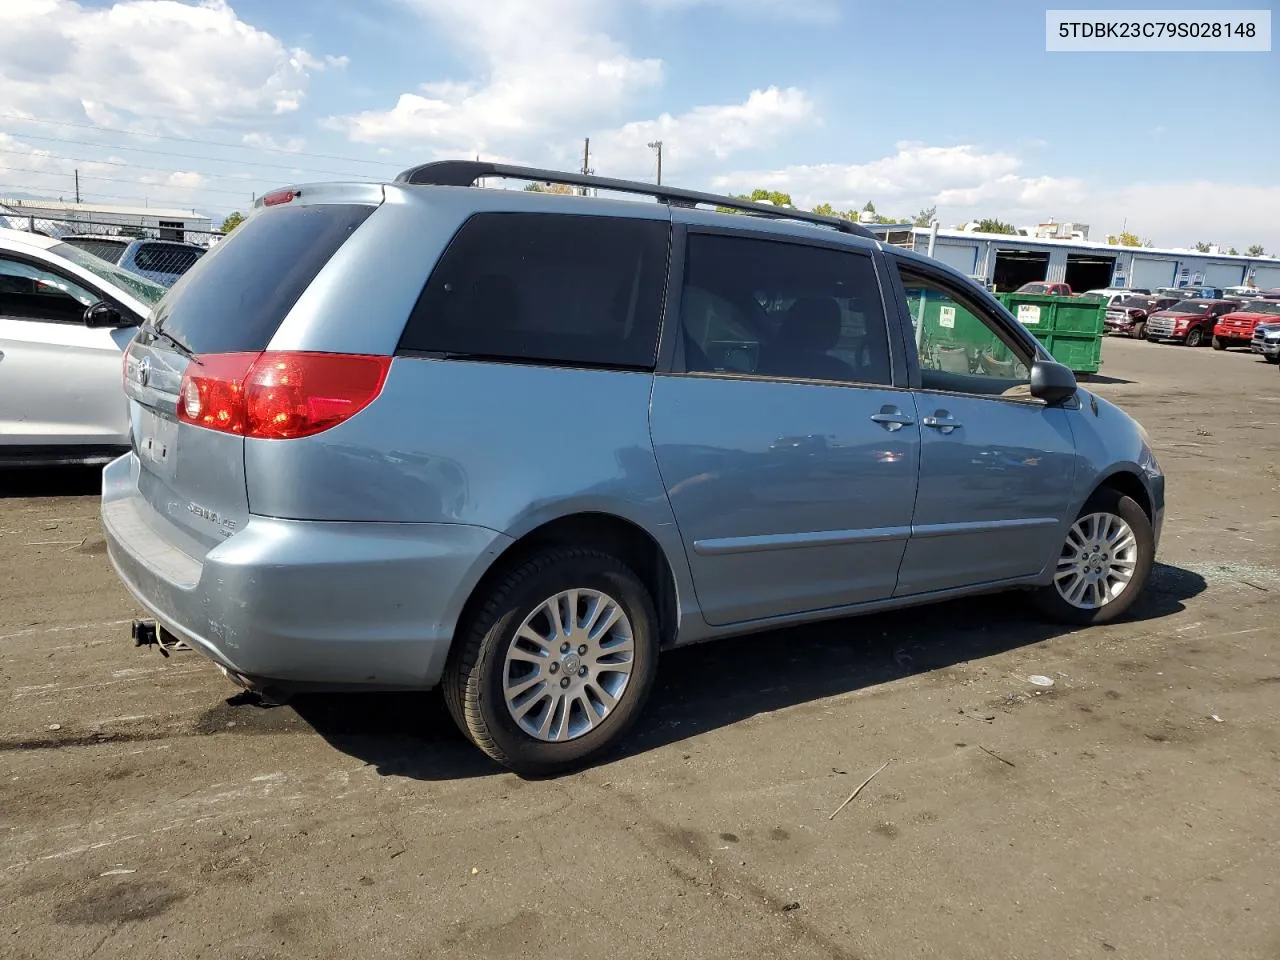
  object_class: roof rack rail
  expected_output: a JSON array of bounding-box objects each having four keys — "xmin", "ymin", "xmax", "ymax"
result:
[{"xmin": 393, "ymin": 160, "xmax": 878, "ymax": 240}]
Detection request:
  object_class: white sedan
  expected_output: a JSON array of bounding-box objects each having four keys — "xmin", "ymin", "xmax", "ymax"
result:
[{"xmin": 0, "ymin": 227, "xmax": 167, "ymax": 466}]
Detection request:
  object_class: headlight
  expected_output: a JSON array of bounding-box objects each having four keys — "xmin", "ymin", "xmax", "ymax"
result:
[{"xmin": 1139, "ymin": 441, "xmax": 1162, "ymax": 479}]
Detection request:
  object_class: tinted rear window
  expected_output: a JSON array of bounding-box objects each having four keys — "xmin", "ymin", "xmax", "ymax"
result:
[
  {"xmin": 65, "ymin": 238, "xmax": 127, "ymax": 263},
  {"xmin": 399, "ymin": 212, "xmax": 669, "ymax": 369},
  {"xmin": 153, "ymin": 203, "xmax": 374, "ymax": 354},
  {"xmin": 134, "ymin": 243, "xmax": 203, "ymax": 274}
]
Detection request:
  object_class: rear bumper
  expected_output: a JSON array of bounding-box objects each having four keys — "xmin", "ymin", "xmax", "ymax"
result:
[{"xmin": 101, "ymin": 454, "xmax": 511, "ymax": 689}]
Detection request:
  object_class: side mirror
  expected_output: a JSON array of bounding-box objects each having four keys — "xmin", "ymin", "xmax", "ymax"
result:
[
  {"xmin": 84, "ymin": 301, "xmax": 122, "ymax": 328},
  {"xmin": 1029, "ymin": 359, "xmax": 1078, "ymax": 405}
]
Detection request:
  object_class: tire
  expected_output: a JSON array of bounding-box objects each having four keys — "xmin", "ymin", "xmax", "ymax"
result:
[
  {"xmin": 1211, "ymin": 335, "xmax": 1226, "ymax": 350},
  {"xmin": 1032, "ymin": 488, "xmax": 1155, "ymax": 626},
  {"xmin": 443, "ymin": 548, "xmax": 659, "ymax": 775},
  {"xmin": 1130, "ymin": 321, "xmax": 1145, "ymax": 340},
  {"xmin": 1185, "ymin": 326, "xmax": 1204, "ymax": 347},
  {"xmin": 1266, "ymin": 355, "xmax": 1279, "ymax": 365}
]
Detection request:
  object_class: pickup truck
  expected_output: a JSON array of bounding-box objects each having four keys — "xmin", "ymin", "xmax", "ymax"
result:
[
  {"xmin": 1104, "ymin": 295, "xmax": 1179, "ymax": 339},
  {"xmin": 1145, "ymin": 299, "xmax": 1240, "ymax": 346},
  {"xmin": 1213, "ymin": 299, "xmax": 1280, "ymax": 351},
  {"xmin": 1015, "ymin": 281, "xmax": 1072, "ymax": 296}
]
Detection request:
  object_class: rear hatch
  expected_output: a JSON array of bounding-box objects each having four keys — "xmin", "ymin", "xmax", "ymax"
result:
[{"xmin": 121, "ymin": 196, "xmax": 379, "ymax": 551}]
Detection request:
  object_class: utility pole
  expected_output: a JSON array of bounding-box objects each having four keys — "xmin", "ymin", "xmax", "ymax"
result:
[
  {"xmin": 74, "ymin": 169, "xmax": 80, "ymax": 204},
  {"xmin": 647, "ymin": 140, "xmax": 663, "ymax": 186},
  {"xmin": 581, "ymin": 137, "xmax": 594, "ymax": 196}
]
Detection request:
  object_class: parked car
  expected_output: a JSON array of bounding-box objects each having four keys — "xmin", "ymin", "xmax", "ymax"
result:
[
  {"xmin": 1144, "ymin": 299, "xmax": 1240, "ymax": 346},
  {"xmin": 1212, "ymin": 300, "xmax": 1280, "ymax": 351},
  {"xmin": 1249, "ymin": 321, "xmax": 1280, "ymax": 363},
  {"xmin": 1104, "ymin": 295, "xmax": 1179, "ymax": 339},
  {"xmin": 1015, "ymin": 281, "xmax": 1072, "ymax": 296},
  {"xmin": 102, "ymin": 162, "xmax": 1165, "ymax": 774},
  {"xmin": 0, "ymin": 227, "xmax": 165, "ymax": 466},
  {"xmin": 60, "ymin": 234, "xmax": 206, "ymax": 288},
  {"xmin": 1085, "ymin": 287, "xmax": 1152, "ymax": 308},
  {"xmin": 1155, "ymin": 285, "xmax": 1224, "ymax": 301}
]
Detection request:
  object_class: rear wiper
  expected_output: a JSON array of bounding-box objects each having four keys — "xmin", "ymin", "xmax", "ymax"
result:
[{"xmin": 146, "ymin": 326, "xmax": 200, "ymax": 365}]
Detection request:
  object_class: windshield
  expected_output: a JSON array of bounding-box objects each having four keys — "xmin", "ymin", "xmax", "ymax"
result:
[
  {"xmin": 63, "ymin": 237, "xmax": 128, "ymax": 264},
  {"xmin": 49, "ymin": 241, "xmax": 167, "ymax": 306},
  {"xmin": 1118, "ymin": 297, "xmax": 1152, "ymax": 308},
  {"xmin": 1018, "ymin": 283, "xmax": 1049, "ymax": 294},
  {"xmin": 1238, "ymin": 300, "xmax": 1280, "ymax": 315},
  {"xmin": 1167, "ymin": 301, "xmax": 1212, "ymax": 315}
]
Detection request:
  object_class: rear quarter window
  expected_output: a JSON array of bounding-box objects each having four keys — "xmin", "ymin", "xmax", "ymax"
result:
[
  {"xmin": 133, "ymin": 244, "xmax": 202, "ymax": 274},
  {"xmin": 399, "ymin": 212, "xmax": 669, "ymax": 370},
  {"xmin": 153, "ymin": 202, "xmax": 374, "ymax": 354}
]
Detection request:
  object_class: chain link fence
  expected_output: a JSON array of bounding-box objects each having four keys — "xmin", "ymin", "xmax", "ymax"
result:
[{"xmin": 1, "ymin": 210, "xmax": 220, "ymax": 284}]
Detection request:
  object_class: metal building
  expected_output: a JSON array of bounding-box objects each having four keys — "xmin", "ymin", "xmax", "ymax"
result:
[
  {"xmin": 0, "ymin": 198, "xmax": 213, "ymax": 245},
  {"xmin": 868, "ymin": 224, "xmax": 1280, "ymax": 293}
]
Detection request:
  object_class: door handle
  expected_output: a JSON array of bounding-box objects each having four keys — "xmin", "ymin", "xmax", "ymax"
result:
[
  {"xmin": 870, "ymin": 410, "xmax": 915, "ymax": 431},
  {"xmin": 922, "ymin": 414, "xmax": 962, "ymax": 434}
]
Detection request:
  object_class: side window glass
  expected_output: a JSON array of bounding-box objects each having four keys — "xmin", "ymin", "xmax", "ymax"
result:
[
  {"xmin": 899, "ymin": 269, "xmax": 1033, "ymax": 397},
  {"xmin": 402, "ymin": 213, "xmax": 669, "ymax": 370},
  {"xmin": 0, "ymin": 256, "xmax": 97, "ymax": 324},
  {"xmin": 680, "ymin": 234, "xmax": 892, "ymax": 387}
]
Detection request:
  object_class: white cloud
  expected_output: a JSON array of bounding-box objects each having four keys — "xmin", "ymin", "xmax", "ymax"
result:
[
  {"xmin": 585, "ymin": 87, "xmax": 817, "ymax": 179},
  {"xmin": 1074, "ymin": 181, "xmax": 1280, "ymax": 252},
  {"xmin": 711, "ymin": 141, "xmax": 1280, "ymax": 251},
  {"xmin": 241, "ymin": 132, "xmax": 307, "ymax": 153},
  {"xmin": 330, "ymin": 0, "xmax": 662, "ymax": 155},
  {"xmin": 0, "ymin": 0, "xmax": 340, "ymax": 126}
]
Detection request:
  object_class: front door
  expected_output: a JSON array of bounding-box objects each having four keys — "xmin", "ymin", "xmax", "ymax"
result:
[
  {"xmin": 889, "ymin": 260, "xmax": 1078, "ymax": 596},
  {"xmin": 650, "ymin": 231, "xmax": 920, "ymax": 626},
  {"xmin": 0, "ymin": 254, "xmax": 133, "ymax": 449}
]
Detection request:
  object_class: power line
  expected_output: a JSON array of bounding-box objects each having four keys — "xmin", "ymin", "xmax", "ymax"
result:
[
  {"xmin": 0, "ymin": 112, "xmax": 401, "ymax": 167},
  {"xmin": 0, "ymin": 180, "xmax": 229, "ymax": 210},
  {"xmin": 0, "ymin": 145, "xmax": 326, "ymax": 186},
  {"xmin": 1, "ymin": 130, "xmax": 380, "ymax": 180},
  {"xmin": 0, "ymin": 165, "xmax": 269, "ymax": 199}
]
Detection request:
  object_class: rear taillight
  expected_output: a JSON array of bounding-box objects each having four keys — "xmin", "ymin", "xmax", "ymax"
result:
[{"xmin": 177, "ymin": 352, "xmax": 390, "ymax": 440}]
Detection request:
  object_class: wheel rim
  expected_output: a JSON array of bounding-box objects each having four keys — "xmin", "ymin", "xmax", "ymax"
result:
[
  {"xmin": 1054, "ymin": 512, "xmax": 1140, "ymax": 610},
  {"xmin": 502, "ymin": 588, "xmax": 635, "ymax": 742},
  {"xmin": 1187, "ymin": 329, "xmax": 1202, "ymax": 346}
]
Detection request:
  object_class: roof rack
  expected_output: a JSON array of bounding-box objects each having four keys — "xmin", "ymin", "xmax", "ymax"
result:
[{"xmin": 393, "ymin": 160, "xmax": 878, "ymax": 239}]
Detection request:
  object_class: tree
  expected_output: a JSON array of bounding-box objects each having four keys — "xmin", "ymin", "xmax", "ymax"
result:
[
  {"xmin": 1108, "ymin": 231, "xmax": 1142, "ymax": 247},
  {"xmin": 1247, "ymin": 244, "xmax": 1265, "ymax": 256},
  {"xmin": 975, "ymin": 218, "xmax": 1017, "ymax": 235},
  {"xmin": 523, "ymin": 182, "xmax": 573, "ymax": 194},
  {"xmin": 812, "ymin": 202, "xmax": 836, "ymax": 217},
  {"xmin": 1194, "ymin": 240, "xmax": 1211, "ymax": 253},
  {"xmin": 1227, "ymin": 246, "xmax": 1239, "ymax": 255},
  {"xmin": 862, "ymin": 201, "xmax": 876, "ymax": 214},
  {"xmin": 220, "ymin": 212, "xmax": 245, "ymax": 233},
  {"xmin": 716, "ymin": 188, "xmax": 793, "ymax": 214},
  {"xmin": 913, "ymin": 206, "xmax": 937, "ymax": 227}
]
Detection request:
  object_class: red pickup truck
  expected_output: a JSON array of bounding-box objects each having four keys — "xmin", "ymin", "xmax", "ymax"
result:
[
  {"xmin": 1015, "ymin": 282, "xmax": 1072, "ymax": 296},
  {"xmin": 1213, "ymin": 300, "xmax": 1280, "ymax": 351}
]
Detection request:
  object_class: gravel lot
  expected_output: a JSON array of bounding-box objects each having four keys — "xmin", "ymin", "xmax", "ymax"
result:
[{"xmin": 2, "ymin": 337, "xmax": 1278, "ymax": 960}]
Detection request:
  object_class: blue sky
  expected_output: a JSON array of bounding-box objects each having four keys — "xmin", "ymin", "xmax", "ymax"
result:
[{"xmin": 0, "ymin": 0, "xmax": 1277, "ymax": 248}]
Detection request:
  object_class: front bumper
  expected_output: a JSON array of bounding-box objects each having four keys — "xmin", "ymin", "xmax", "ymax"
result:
[
  {"xmin": 101, "ymin": 454, "xmax": 511, "ymax": 690},
  {"xmin": 1251, "ymin": 339, "xmax": 1280, "ymax": 358}
]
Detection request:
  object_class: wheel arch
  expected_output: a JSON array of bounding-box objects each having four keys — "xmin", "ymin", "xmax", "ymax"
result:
[
  {"xmin": 453, "ymin": 510, "xmax": 685, "ymax": 655},
  {"xmin": 1092, "ymin": 468, "xmax": 1153, "ymax": 521}
]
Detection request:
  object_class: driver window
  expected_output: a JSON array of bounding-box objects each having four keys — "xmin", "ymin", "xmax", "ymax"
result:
[
  {"xmin": 899, "ymin": 269, "xmax": 1033, "ymax": 398},
  {"xmin": 0, "ymin": 256, "xmax": 97, "ymax": 324}
]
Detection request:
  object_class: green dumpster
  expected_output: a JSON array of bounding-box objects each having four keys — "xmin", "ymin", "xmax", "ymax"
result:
[{"xmin": 996, "ymin": 292, "xmax": 1105, "ymax": 374}]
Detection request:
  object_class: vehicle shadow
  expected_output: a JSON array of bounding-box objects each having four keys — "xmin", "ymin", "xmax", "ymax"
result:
[
  {"xmin": 0, "ymin": 466, "xmax": 103, "ymax": 499},
  {"xmin": 1078, "ymin": 372, "xmax": 1136, "ymax": 386},
  {"xmin": 289, "ymin": 561, "xmax": 1207, "ymax": 781}
]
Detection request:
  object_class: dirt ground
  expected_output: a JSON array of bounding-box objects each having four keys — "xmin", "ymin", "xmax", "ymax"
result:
[{"xmin": 2, "ymin": 336, "xmax": 1278, "ymax": 960}]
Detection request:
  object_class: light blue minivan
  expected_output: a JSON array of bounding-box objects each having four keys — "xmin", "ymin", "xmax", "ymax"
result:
[{"xmin": 103, "ymin": 162, "xmax": 1164, "ymax": 773}]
